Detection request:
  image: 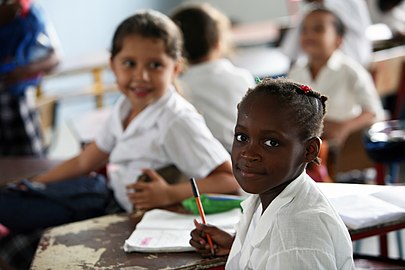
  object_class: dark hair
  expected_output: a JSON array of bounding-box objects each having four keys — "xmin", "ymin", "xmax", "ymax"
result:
[
  {"xmin": 239, "ymin": 77, "xmax": 327, "ymax": 160},
  {"xmin": 171, "ymin": 4, "xmax": 230, "ymax": 63},
  {"xmin": 378, "ymin": 0, "xmax": 403, "ymax": 12},
  {"xmin": 110, "ymin": 9, "xmax": 183, "ymax": 60},
  {"xmin": 307, "ymin": 8, "xmax": 346, "ymax": 37}
]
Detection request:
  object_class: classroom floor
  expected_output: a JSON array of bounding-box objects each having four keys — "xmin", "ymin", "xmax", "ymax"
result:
[{"xmin": 46, "ymin": 95, "xmax": 405, "ymax": 261}]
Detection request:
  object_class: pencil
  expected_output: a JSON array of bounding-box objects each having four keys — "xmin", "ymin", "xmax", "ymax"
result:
[{"xmin": 190, "ymin": 177, "xmax": 215, "ymax": 255}]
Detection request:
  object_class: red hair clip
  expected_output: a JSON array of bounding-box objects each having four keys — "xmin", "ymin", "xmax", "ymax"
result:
[{"xmin": 300, "ymin": 85, "xmax": 311, "ymax": 94}]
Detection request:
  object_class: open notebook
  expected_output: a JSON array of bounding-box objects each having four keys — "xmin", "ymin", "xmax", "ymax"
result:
[
  {"xmin": 124, "ymin": 208, "xmax": 241, "ymax": 253},
  {"xmin": 326, "ymin": 186, "xmax": 405, "ymax": 230}
]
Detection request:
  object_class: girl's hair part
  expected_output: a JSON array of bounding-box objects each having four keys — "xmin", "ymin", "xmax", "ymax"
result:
[
  {"xmin": 110, "ymin": 9, "xmax": 183, "ymax": 60},
  {"xmin": 239, "ymin": 77, "xmax": 327, "ymax": 165}
]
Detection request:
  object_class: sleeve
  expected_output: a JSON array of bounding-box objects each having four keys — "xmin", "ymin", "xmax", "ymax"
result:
[
  {"xmin": 351, "ymin": 65, "xmax": 385, "ymax": 121},
  {"xmin": 161, "ymin": 113, "xmax": 230, "ymax": 179},
  {"xmin": 94, "ymin": 113, "xmax": 116, "ymax": 154},
  {"xmin": 267, "ymin": 249, "xmax": 338, "ymax": 270}
]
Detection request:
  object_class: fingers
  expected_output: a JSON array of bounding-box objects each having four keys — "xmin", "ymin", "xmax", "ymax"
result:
[{"xmin": 142, "ymin": 168, "xmax": 164, "ymax": 182}]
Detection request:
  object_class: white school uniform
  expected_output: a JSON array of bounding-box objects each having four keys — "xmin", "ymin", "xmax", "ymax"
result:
[
  {"xmin": 226, "ymin": 172, "xmax": 355, "ymax": 270},
  {"xmin": 288, "ymin": 50, "xmax": 384, "ymax": 122},
  {"xmin": 179, "ymin": 58, "xmax": 255, "ymax": 152},
  {"xmin": 95, "ymin": 86, "xmax": 230, "ymax": 212}
]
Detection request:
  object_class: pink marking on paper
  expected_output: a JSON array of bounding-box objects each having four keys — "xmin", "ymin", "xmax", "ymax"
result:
[{"xmin": 140, "ymin": 237, "xmax": 152, "ymax": 246}]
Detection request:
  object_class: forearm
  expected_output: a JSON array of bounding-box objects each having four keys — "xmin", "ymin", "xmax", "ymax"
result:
[
  {"xmin": 33, "ymin": 156, "xmax": 93, "ymax": 184},
  {"xmin": 33, "ymin": 143, "xmax": 108, "ymax": 184},
  {"xmin": 344, "ymin": 111, "xmax": 375, "ymax": 134},
  {"xmin": 25, "ymin": 51, "xmax": 59, "ymax": 76}
]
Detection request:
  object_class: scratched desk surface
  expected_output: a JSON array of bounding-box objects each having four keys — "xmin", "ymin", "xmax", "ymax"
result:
[{"xmin": 31, "ymin": 213, "xmax": 227, "ymax": 270}]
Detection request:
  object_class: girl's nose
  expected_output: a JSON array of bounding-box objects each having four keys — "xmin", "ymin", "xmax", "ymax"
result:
[
  {"xmin": 241, "ymin": 150, "xmax": 261, "ymax": 162},
  {"xmin": 134, "ymin": 67, "xmax": 148, "ymax": 81}
]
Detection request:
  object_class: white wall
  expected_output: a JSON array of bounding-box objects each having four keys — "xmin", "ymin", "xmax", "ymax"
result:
[
  {"xmin": 186, "ymin": 0, "xmax": 289, "ymax": 24},
  {"xmin": 37, "ymin": 0, "xmax": 182, "ymax": 59},
  {"xmin": 37, "ymin": 0, "xmax": 289, "ymax": 58}
]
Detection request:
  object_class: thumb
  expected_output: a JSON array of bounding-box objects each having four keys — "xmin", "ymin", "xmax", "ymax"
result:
[{"xmin": 142, "ymin": 168, "xmax": 165, "ymax": 183}]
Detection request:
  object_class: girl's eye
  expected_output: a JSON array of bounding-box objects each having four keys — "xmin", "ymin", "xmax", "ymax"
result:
[
  {"xmin": 149, "ymin": 62, "xmax": 162, "ymax": 69},
  {"xmin": 235, "ymin": 133, "xmax": 248, "ymax": 142},
  {"xmin": 264, "ymin": 139, "xmax": 279, "ymax": 147},
  {"xmin": 123, "ymin": 60, "xmax": 134, "ymax": 68}
]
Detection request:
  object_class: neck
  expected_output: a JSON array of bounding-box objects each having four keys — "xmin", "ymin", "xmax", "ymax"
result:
[
  {"xmin": 308, "ymin": 52, "xmax": 332, "ymax": 80},
  {"xmin": 189, "ymin": 48, "xmax": 222, "ymax": 65},
  {"xmin": 259, "ymin": 178, "xmax": 294, "ymax": 214}
]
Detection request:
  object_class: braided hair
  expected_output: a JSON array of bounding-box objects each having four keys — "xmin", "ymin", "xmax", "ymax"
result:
[{"xmin": 239, "ymin": 77, "xmax": 327, "ymax": 164}]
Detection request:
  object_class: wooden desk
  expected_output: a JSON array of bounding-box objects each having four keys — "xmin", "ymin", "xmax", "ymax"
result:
[
  {"xmin": 30, "ymin": 183, "xmax": 405, "ymax": 269},
  {"xmin": 31, "ymin": 213, "xmax": 227, "ymax": 270},
  {"xmin": 0, "ymin": 157, "xmax": 60, "ymax": 186}
]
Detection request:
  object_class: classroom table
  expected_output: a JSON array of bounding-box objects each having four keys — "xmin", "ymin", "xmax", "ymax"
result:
[
  {"xmin": 30, "ymin": 206, "xmax": 405, "ymax": 270},
  {"xmin": 0, "ymin": 157, "xmax": 60, "ymax": 186},
  {"xmin": 30, "ymin": 212, "xmax": 227, "ymax": 270},
  {"xmin": 29, "ymin": 182, "xmax": 405, "ymax": 269}
]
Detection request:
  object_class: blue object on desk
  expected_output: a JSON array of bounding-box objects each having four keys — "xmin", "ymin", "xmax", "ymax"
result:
[
  {"xmin": 363, "ymin": 120, "xmax": 405, "ymax": 258},
  {"xmin": 364, "ymin": 120, "xmax": 405, "ymax": 164}
]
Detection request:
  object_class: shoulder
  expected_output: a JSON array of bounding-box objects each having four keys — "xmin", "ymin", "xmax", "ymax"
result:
[{"xmin": 157, "ymin": 91, "xmax": 206, "ymax": 131}]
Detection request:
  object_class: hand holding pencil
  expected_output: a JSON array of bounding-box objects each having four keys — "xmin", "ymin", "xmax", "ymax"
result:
[{"xmin": 189, "ymin": 178, "xmax": 235, "ymax": 257}]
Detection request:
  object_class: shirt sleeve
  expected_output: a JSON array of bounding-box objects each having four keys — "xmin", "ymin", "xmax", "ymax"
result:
[
  {"xmin": 351, "ymin": 65, "xmax": 385, "ymax": 121},
  {"xmin": 160, "ymin": 113, "xmax": 230, "ymax": 179},
  {"xmin": 267, "ymin": 249, "xmax": 338, "ymax": 270},
  {"xmin": 94, "ymin": 113, "xmax": 116, "ymax": 154}
]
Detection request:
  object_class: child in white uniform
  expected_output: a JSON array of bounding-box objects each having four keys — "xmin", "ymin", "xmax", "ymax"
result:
[
  {"xmin": 171, "ymin": 3, "xmax": 255, "ymax": 152},
  {"xmin": 190, "ymin": 78, "xmax": 355, "ymax": 269},
  {"xmin": 288, "ymin": 8, "xmax": 383, "ymax": 148},
  {"xmin": 1, "ymin": 10, "xmax": 240, "ymax": 230}
]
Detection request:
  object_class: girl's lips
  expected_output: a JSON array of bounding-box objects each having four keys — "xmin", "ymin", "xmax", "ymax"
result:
[
  {"xmin": 237, "ymin": 165, "xmax": 265, "ymax": 178},
  {"xmin": 129, "ymin": 87, "xmax": 150, "ymax": 97}
]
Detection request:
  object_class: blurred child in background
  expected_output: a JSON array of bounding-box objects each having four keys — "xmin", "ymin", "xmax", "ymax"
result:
[{"xmin": 171, "ymin": 3, "xmax": 255, "ymax": 152}]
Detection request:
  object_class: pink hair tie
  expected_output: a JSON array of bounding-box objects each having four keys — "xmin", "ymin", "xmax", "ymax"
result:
[{"xmin": 300, "ymin": 84, "xmax": 311, "ymax": 94}]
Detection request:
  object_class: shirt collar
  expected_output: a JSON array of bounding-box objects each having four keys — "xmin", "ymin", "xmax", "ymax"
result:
[
  {"xmin": 117, "ymin": 85, "xmax": 176, "ymax": 133},
  {"xmin": 325, "ymin": 50, "xmax": 344, "ymax": 71},
  {"xmin": 248, "ymin": 171, "xmax": 308, "ymax": 246}
]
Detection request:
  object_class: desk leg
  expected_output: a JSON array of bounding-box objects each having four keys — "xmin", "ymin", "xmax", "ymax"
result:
[{"xmin": 380, "ymin": 234, "xmax": 388, "ymax": 257}]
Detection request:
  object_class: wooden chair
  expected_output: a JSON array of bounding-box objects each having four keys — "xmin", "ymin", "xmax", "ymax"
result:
[{"xmin": 35, "ymin": 95, "xmax": 58, "ymax": 154}]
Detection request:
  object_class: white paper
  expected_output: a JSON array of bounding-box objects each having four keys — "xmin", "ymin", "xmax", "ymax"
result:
[
  {"xmin": 328, "ymin": 193, "xmax": 405, "ymax": 230},
  {"xmin": 124, "ymin": 208, "xmax": 241, "ymax": 253}
]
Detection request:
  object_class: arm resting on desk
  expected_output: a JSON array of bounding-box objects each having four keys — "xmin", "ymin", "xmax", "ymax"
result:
[{"xmin": 33, "ymin": 142, "xmax": 109, "ymax": 184}]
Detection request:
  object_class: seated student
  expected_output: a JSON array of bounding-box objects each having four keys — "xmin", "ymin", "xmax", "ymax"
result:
[
  {"xmin": 189, "ymin": 78, "xmax": 355, "ymax": 269},
  {"xmin": 281, "ymin": 0, "xmax": 372, "ymax": 67},
  {"xmin": 288, "ymin": 8, "xmax": 384, "ymax": 150},
  {"xmin": 0, "ymin": 9, "xmax": 239, "ymax": 269},
  {"xmin": 0, "ymin": 0, "xmax": 59, "ymax": 156},
  {"xmin": 171, "ymin": 3, "xmax": 255, "ymax": 152}
]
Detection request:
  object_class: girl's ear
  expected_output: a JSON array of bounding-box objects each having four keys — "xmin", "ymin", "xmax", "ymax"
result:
[
  {"xmin": 173, "ymin": 58, "xmax": 184, "ymax": 77},
  {"xmin": 335, "ymin": 35, "xmax": 343, "ymax": 50},
  {"xmin": 304, "ymin": 137, "xmax": 321, "ymax": 163}
]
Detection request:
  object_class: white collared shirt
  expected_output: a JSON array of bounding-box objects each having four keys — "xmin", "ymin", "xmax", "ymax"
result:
[
  {"xmin": 288, "ymin": 50, "xmax": 384, "ymax": 122},
  {"xmin": 95, "ymin": 86, "xmax": 230, "ymax": 212},
  {"xmin": 179, "ymin": 58, "xmax": 255, "ymax": 152},
  {"xmin": 226, "ymin": 172, "xmax": 355, "ymax": 270}
]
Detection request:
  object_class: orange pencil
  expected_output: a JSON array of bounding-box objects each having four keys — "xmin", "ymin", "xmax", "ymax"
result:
[{"xmin": 190, "ymin": 177, "xmax": 215, "ymax": 255}]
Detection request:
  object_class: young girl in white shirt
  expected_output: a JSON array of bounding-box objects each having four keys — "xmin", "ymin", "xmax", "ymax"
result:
[
  {"xmin": 190, "ymin": 78, "xmax": 355, "ymax": 270},
  {"xmin": 1, "ymin": 10, "xmax": 239, "ymax": 231}
]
